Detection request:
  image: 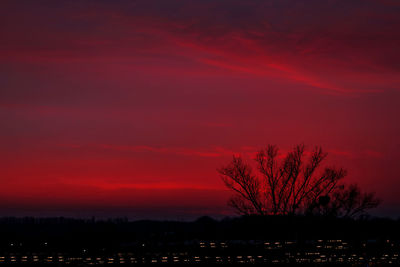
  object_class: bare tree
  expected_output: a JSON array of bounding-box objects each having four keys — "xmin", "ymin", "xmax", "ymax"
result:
[
  {"xmin": 310, "ymin": 184, "xmax": 381, "ymax": 218},
  {"xmin": 219, "ymin": 144, "xmax": 380, "ymax": 217}
]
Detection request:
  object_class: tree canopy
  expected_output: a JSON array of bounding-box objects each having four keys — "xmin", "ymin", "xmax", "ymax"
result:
[{"xmin": 218, "ymin": 144, "xmax": 380, "ymax": 218}]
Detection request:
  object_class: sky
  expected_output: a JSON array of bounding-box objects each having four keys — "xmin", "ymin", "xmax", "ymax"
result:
[{"xmin": 1, "ymin": 0, "xmax": 400, "ymax": 220}]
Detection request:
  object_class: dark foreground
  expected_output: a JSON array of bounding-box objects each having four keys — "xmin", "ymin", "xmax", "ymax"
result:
[
  {"xmin": 0, "ymin": 264, "xmax": 394, "ymax": 267},
  {"xmin": 0, "ymin": 264, "xmax": 396, "ymax": 267},
  {"xmin": 0, "ymin": 216, "xmax": 399, "ymax": 265}
]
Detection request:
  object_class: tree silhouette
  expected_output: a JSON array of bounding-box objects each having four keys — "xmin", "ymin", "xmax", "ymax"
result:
[
  {"xmin": 218, "ymin": 144, "xmax": 380, "ymax": 217},
  {"xmin": 310, "ymin": 183, "xmax": 381, "ymax": 218}
]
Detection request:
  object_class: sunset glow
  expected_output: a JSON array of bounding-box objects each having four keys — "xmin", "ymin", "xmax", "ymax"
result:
[{"xmin": 1, "ymin": 0, "xmax": 400, "ymax": 219}]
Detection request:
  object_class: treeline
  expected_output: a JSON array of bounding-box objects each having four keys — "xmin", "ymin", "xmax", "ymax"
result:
[{"xmin": 0, "ymin": 215, "xmax": 400, "ymax": 251}]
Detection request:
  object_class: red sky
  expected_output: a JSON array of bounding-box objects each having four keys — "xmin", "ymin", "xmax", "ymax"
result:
[{"xmin": 1, "ymin": 0, "xmax": 400, "ymax": 219}]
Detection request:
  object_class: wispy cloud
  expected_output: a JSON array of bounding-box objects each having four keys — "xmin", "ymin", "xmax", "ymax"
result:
[
  {"xmin": 61, "ymin": 144, "xmax": 240, "ymax": 158},
  {"xmin": 2, "ymin": 0, "xmax": 399, "ymax": 95},
  {"xmin": 59, "ymin": 179, "xmax": 224, "ymax": 191},
  {"xmin": 328, "ymin": 149, "xmax": 384, "ymax": 159}
]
